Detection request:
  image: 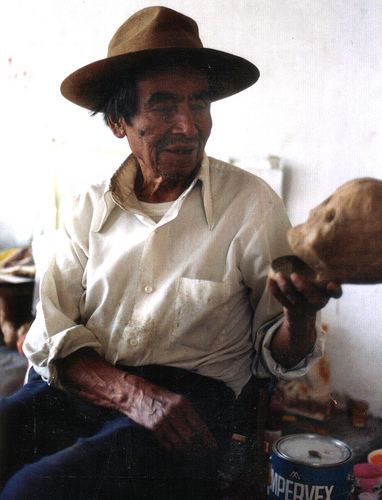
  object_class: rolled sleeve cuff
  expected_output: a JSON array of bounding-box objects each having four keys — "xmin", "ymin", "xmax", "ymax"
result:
[
  {"xmin": 26, "ymin": 325, "xmax": 102, "ymax": 388},
  {"xmin": 254, "ymin": 317, "xmax": 325, "ymax": 379}
]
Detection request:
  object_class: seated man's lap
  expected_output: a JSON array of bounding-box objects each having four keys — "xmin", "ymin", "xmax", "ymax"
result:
[{"xmin": 0, "ymin": 366, "xmax": 234, "ymax": 499}]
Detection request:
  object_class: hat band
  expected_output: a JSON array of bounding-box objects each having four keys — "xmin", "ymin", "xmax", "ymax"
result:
[{"xmin": 108, "ymin": 23, "xmax": 203, "ymax": 57}]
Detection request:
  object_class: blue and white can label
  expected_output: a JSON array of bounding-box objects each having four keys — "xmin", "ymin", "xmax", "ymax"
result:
[{"xmin": 269, "ymin": 434, "xmax": 354, "ymax": 500}]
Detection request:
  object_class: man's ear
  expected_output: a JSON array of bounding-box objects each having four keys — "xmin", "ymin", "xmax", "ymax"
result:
[{"xmin": 108, "ymin": 117, "xmax": 126, "ymax": 139}]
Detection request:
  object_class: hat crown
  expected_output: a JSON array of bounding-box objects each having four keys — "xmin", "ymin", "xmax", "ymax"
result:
[
  {"xmin": 61, "ymin": 6, "xmax": 260, "ymax": 110},
  {"xmin": 108, "ymin": 6, "xmax": 203, "ymax": 57}
]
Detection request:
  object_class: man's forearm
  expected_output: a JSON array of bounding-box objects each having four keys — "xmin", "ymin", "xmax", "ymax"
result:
[
  {"xmin": 56, "ymin": 348, "xmax": 218, "ymax": 452},
  {"xmin": 269, "ymin": 312, "xmax": 317, "ymax": 369},
  {"xmin": 57, "ymin": 348, "xmax": 142, "ymax": 413}
]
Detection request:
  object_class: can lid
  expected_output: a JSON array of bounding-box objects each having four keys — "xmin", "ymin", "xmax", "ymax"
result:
[{"xmin": 274, "ymin": 434, "xmax": 352, "ymax": 467}]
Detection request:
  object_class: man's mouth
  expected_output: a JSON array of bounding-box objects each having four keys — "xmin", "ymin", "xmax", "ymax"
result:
[{"xmin": 162, "ymin": 147, "xmax": 196, "ymax": 155}]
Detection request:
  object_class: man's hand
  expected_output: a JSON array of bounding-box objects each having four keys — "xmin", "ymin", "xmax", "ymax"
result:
[
  {"xmin": 58, "ymin": 349, "xmax": 217, "ymax": 453},
  {"xmin": 268, "ymin": 271, "xmax": 342, "ymax": 320},
  {"xmin": 119, "ymin": 377, "xmax": 218, "ymax": 453},
  {"xmin": 267, "ymin": 271, "xmax": 342, "ymax": 368}
]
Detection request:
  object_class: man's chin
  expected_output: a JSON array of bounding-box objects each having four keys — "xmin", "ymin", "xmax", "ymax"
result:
[
  {"xmin": 160, "ymin": 169, "xmax": 197, "ymax": 181},
  {"xmin": 161, "ymin": 172, "xmax": 184, "ymax": 181},
  {"xmin": 158, "ymin": 160, "xmax": 202, "ymax": 181}
]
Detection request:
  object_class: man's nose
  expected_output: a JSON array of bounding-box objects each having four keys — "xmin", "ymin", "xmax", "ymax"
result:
[{"xmin": 171, "ymin": 108, "xmax": 198, "ymax": 136}]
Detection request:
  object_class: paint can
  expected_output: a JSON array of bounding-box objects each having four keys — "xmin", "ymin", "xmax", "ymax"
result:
[{"xmin": 269, "ymin": 433, "xmax": 354, "ymax": 500}]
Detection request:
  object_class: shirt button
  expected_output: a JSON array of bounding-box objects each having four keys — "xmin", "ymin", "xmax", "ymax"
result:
[
  {"xmin": 129, "ymin": 338, "xmax": 139, "ymax": 346},
  {"xmin": 144, "ymin": 285, "xmax": 153, "ymax": 294}
]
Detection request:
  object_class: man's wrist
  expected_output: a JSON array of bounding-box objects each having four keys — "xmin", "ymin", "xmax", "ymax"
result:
[{"xmin": 284, "ymin": 310, "xmax": 316, "ymax": 333}]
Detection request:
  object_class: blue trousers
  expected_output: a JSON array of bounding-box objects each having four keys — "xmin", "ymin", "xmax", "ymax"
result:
[{"xmin": 0, "ymin": 365, "xmax": 235, "ymax": 499}]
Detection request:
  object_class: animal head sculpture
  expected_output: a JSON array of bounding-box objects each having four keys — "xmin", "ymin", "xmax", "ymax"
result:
[{"xmin": 287, "ymin": 178, "xmax": 382, "ymax": 284}]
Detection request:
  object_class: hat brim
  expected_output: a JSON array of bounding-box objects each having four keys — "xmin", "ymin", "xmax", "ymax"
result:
[{"xmin": 60, "ymin": 47, "xmax": 260, "ymax": 110}]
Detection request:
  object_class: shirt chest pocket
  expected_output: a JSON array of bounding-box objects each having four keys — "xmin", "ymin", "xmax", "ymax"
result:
[{"xmin": 172, "ymin": 277, "xmax": 231, "ymax": 352}]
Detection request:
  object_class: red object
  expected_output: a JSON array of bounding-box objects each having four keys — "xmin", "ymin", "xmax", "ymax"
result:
[
  {"xmin": 369, "ymin": 450, "xmax": 382, "ymax": 467},
  {"xmin": 354, "ymin": 462, "xmax": 382, "ymax": 478},
  {"xmin": 358, "ymin": 477, "xmax": 382, "ymax": 492}
]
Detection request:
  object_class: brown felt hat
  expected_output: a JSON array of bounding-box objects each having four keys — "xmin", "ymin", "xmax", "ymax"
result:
[{"xmin": 60, "ymin": 6, "xmax": 260, "ymax": 110}]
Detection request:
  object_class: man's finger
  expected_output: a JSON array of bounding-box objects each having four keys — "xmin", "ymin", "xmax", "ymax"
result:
[
  {"xmin": 183, "ymin": 410, "xmax": 218, "ymax": 450},
  {"xmin": 267, "ymin": 276, "xmax": 293, "ymax": 308},
  {"xmin": 272, "ymin": 272, "xmax": 304, "ymax": 306},
  {"xmin": 155, "ymin": 421, "xmax": 185, "ymax": 451},
  {"xmin": 326, "ymin": 281, "xmax": 343, "ymax": 299},
  {"xmin": 168, "ymin": 412, "xmax": 197, "ymax": 446},
  {"xmin": 290, "ymin": 273, "xmax": 328, "ymax": 308}
]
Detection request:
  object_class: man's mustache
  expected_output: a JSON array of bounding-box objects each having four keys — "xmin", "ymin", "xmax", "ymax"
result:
[{"xmin": 157, "ymin": 134, "xmax": 202, "ymax": 149}]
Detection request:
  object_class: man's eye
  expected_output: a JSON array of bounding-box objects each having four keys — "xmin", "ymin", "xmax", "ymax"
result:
[
  {"xmin": 153, "ymin": 106, "xmax": 176, "ymax": 114},
  {"xmin": 191, "ymin": 101, "xmax": 208, "ymax": 112}
]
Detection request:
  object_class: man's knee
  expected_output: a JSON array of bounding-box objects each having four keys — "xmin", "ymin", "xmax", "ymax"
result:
[{"xmin": 0, "ymin": 377, "xmax": 79, "ymax": 488}]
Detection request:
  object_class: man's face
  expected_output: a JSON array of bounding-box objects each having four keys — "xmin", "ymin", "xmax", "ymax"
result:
[{"xmin": 122, "ymin": 67, "xmax": 212, "ymax": 180}]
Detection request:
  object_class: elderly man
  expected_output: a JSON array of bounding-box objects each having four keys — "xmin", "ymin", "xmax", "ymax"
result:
[{"xmin": 0, "ymin": 6, "xmax": 341, "ymax": 499}]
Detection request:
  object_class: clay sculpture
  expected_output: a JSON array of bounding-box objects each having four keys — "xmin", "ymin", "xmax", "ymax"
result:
[{"xmin": 274, "ymin": 178, "xmax": 382, "ymax": 284}]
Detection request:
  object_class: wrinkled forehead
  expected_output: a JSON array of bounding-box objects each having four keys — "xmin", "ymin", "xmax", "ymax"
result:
[
  {"xmin": 130, "ymin": 66, "xmax": 210, "ymax": 114},
  {"xmin": 133, "ymin": 58, "xmax": 211, "ymax": 95}
]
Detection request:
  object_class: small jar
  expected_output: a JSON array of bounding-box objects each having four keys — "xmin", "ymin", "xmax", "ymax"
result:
[{"xmin": 350, "ymin": 399, "xmax": 369, "ymax": 428}]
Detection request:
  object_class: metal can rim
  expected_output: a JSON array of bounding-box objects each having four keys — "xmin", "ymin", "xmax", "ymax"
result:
[{"xmin": 273, "ymin": 433, "xmax": 353, "ymax": 468}]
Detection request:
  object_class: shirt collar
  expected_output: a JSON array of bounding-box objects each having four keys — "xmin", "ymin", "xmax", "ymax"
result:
[
  {"xmin": 93, "ymin": 153, "xmax": 214, "ymax": 232},
  {"xmin": 198, "ymin": 153, "xmax": 214, "ymax": 229}
]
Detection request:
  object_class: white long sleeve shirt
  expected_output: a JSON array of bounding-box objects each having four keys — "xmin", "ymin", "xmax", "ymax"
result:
[{"xmin": 24, "ymin": 154, "xmax": 324, "ymax": 395}]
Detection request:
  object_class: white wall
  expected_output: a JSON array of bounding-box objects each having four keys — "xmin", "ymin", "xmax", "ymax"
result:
[{"xmin": 2, "ymin": 1, "xmax": 382, "ymax": 414}]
